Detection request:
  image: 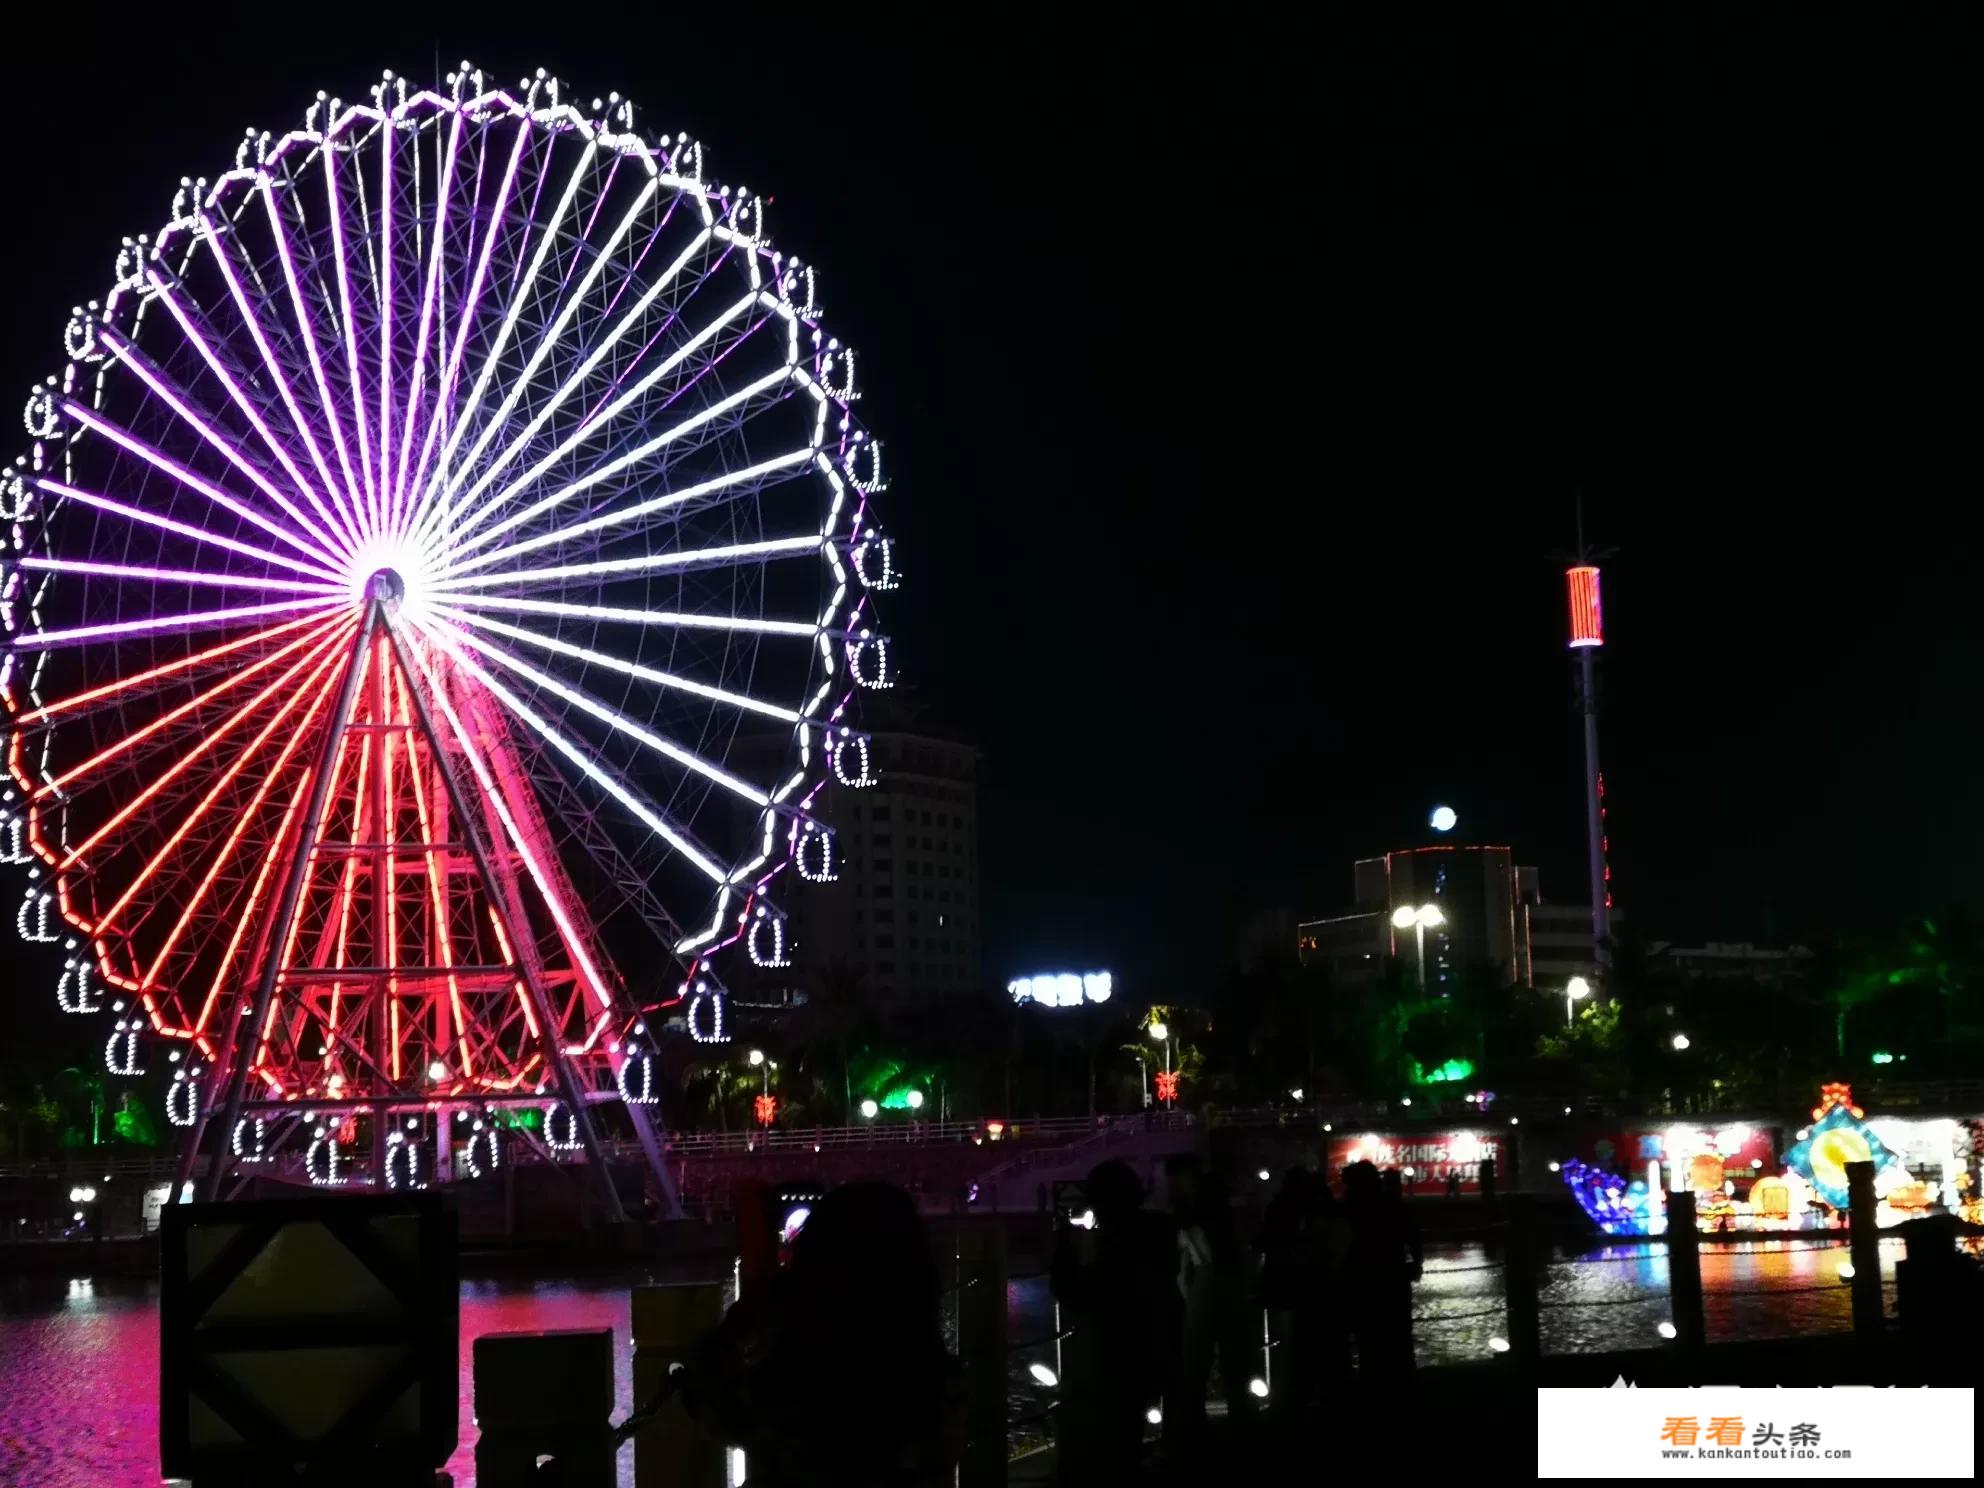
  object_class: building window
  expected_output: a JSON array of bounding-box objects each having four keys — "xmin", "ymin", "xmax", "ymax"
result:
[
  {"xmin": 873, "ymin": 833, "xmax": 892, "ymax": 847},
  {"xmin": 871, "ymin": 805, "xmax": 891, "ymax": 822},
  {"xmin": 874, "ymin": 858, "xmax": 893, "ymax": 874},
  {"xmin": 874, "ymin": 935, "xmax": 895, "ymax": 950},
  {"xmin": 937, "ymin": 913, "xmax": 947, "ymax": 927},
  {"xmin": 875, "ymin": 883, "xmax": 893, "ymax": 898},
  {"xmin": 908, "ymin": 909, "xmax": 920, "ymax": 925},
  {"xmin": 876, "ymin": 907, "xmax": 895, "ymax": 923}
]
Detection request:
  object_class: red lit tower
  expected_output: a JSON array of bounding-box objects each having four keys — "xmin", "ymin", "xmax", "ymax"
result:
[{"xmin": 1566, "ymin": 561, "xmax": 1612, "ymax": 971}]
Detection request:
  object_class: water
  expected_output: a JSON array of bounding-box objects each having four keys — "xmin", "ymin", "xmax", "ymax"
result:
[{"xmin": 0, "ymin": 1238, "xmax": 1916, "ymax": 1485}]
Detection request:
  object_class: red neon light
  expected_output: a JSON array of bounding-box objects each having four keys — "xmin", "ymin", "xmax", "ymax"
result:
[
  {"xmin": 138, "ymin": 640, "xmax": 353, "ymax": 1004},
  {"xmin": 14, "ymin": 613, "xmax": 326, "ymax": 725},
  {"xmin": 1155, "ymin": 1070, "xmax": 1180, "ymax": 1103},
  {"xmin": 754, "ymin": 1092, "xmax": 778, "ymax": 1127},
  {"xmin": 1566, "ymin": 565, "xmax": 1604, "ymax": 648},
  {"xmin": 58, "ymin": 622, "xmax": 353, "ymax": 869}
]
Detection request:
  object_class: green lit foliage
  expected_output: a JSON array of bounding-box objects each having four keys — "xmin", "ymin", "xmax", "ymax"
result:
[{"xmin": 112, "ymin": 1091, "xmax": 159, "ymax": 1147}]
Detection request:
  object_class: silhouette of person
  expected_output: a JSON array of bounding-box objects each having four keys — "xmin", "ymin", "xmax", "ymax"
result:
[
  {"xmin": 1052, "ymin": 1159, "xmax": 1176, "ymax": 1484},
  {"xmin": 1445, "ymin": 1169, "xmax": 1462, "ymax": 1199},
  {"xmin": 687, "ymin": 1181, "xmax": 962, "ymax": 1486},
  {"xmin": 1340, "ymin": 1159, "xmax": 1422, "ymax": 1380}
]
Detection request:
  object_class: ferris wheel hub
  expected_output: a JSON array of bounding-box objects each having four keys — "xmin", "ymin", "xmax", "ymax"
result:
[{"xmin": 365, "ymin": 568, "xmax": 407, "ymax": 605}]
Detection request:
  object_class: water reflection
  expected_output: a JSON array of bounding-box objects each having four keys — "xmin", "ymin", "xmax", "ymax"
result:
[{"xmin": 0, "ymin": 1236, "xmax": 1918, "ymax": 1486}]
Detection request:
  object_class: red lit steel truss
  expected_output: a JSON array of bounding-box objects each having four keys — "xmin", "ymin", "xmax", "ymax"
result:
[{"xmin": 0, "ymin": 65, "xmax": 899, "ymax": 1209}]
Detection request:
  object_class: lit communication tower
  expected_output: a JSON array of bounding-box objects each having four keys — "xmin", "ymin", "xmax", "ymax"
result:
[{"xmin": 1566, "ymin": 564, "xmax": 1612, "ymax": 971}]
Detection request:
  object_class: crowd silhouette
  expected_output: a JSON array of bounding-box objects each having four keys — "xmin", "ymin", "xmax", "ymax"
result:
[{"xmin": 683, "ymin": 1155, "xmax": 1426, "ymax": 1485}]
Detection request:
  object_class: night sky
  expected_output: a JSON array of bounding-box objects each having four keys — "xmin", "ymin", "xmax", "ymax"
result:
[{"xmin": 1, "ymin": 8, "xmax": 1974, "ymax": 1000}]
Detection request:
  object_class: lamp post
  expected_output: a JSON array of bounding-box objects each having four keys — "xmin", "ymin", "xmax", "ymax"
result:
[
  {"xmin": 1564, "ymin": 975, "xmax": 1591, "ymax": 1028},
  {"xmin": 1148, "ymin": 1020, "xmax": 1172, "ymax": 1105},
  {"xmin": 1390, "ymin": 903, "xmax": 1446, "ymax": 988}
]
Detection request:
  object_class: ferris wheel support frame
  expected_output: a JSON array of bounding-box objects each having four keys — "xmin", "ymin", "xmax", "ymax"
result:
[{"xmin": 191, "ymin": 587, "xmax": 670, "ymax": 1220}]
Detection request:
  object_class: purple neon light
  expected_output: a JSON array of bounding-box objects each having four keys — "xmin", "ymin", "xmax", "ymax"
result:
[
  {"xmin": 97, "ymin": 327, "xmax": 350, "ymax": 564},
  {"xmin": 184, "ymin": 220, "xmax": 365, "ymax": 548},
  {"xmin": 420, "ymin": 121, "xmax": 587, "ymax": 525},
  {"xmin": 21, "ymin": 556, "xmax": 342, "ymax": 594},
  {"xmin": 377, "ymin": 112, "xmax": 397, "ymax": 538},
  {"xmin": 144, "ymin": 272, "xmax": 358, "ymax": 555},
  {"xmin": 322, "ymin": 141, "xmax": 381, "ymax": 538},
  {"xmin": 431, "ymin": 231, "xmax": 729, "ymax": 546},
  {"xmin": 60, "ymin": 401, "xmax": 343, "ymax": 573},
  {"xmin": 391, "ymin": 109, "xmax": 464, "ymax": 523},
  {"xmin": 403, "ymin": 118, "xmax": 532, "ymax": 526},
  {"xmin": 34, "ymin": 478, "xmax": 341, "ymax": 580},
  {"xmin": 13, "ymin": 596, "xmax": 344, "ymax": 650},
  {"xmin": 258, "ymin": 181, "xmax": 370, "ymax": 542}
]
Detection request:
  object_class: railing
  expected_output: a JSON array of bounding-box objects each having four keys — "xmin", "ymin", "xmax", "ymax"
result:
[
  {"xmin": 0, "ymin": 1153, "xmax": 179, "ymax": 1181},
  {"xmin": 643, "ymin": 1114, "xmax": 1124, "ymax": 1160}
]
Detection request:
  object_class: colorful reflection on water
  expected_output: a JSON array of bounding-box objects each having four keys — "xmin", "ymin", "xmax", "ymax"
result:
[{"xmin": 0, "ymin": 1236, "xmax": 1922, "ymax": 1485}]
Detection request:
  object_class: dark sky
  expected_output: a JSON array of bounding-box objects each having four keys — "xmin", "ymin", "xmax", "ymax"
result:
[{"xmin": 1, "ymin": 6, "xmax": 1975, "ymax": 1000}]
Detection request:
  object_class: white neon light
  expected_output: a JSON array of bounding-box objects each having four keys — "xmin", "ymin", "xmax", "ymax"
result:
[
  {"xmin": 432, "ymin": 605, "xmax": 799, "ymax": 721},
  {"xmin": 1008, "ymin": 972, "xmax": 1114, "ymax": 1007},
  {"xmin": 438, "ymin": 625, "xmax": 772, "ymax": 804},
  {"xmin": 408, "ymin": 632, "xmax": 730, "ymax": 890},
  {"xmin": 429, "ymin": 533, "xmax": 822, "ymax": 590},
  {"xmin": 436, "ymin": 229, "xmax": 718, "ymax": 533},
  {"xmin": 441, "ymin": 447, "xmax": 814, "ymax": 576}
]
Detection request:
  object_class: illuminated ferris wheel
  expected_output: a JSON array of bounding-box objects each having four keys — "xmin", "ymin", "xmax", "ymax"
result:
[{"xmin": 0, "ymin": 65, "xmax": 897, "ymax": 1209}]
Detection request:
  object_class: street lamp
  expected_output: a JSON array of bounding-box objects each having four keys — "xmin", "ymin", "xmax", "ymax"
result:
[
  {"xmin": 1670, "ymin": 1033, "xmax": 1691, "ymax": 1052},
  {"xmin": 859, "ymin": 1098, "xmax": 879, "ymax": 1119},
  {"xmin": 747, "ymin": 1048, "xmax": 765, "ymax": 1067},
  {"xmin": 905, "ymin": 1089, "xmax": 925, "ymax": 1111},
  {"xmin": 1390, "ymin": 903, "xmax": 1446, "ymax": 988},
  {"xmin": 1564, "ymin": 975, "xmax": 1591, "ymax": 1028},
  {"xmin": 1147, "ymin": 1020, "xmax": 1173, "ymax": 1104}
]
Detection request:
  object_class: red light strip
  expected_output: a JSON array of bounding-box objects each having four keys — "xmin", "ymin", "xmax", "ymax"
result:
[
  {"xmin": 326, "ymin": 727, "xmax": 372, "ymax": 1062},
  {"xmin": 250, "ymin": 635, "xmax": 373, "ymax": 1095},
  {"xmin": 136, "ymin": 637, "xmax": 354, "ymax": 1011},
  {"xmin": 13, "ymin": 613, "xmax": 327, "ymax": 726},
  {"xmin": 32, "ymin": 618, "xmax": 341, "ymax": 799},
  {"xmin": 194, "ymin": 765, "xmax": 312, "ymax": 1040},
  {"xmin": 1566, "ymin": 565, "xmax": 1604, "ymax": 648},
  {"xmin": 380, "ymin": 634, "xmax": 403, "ymax": 1084},
  {"xmin": 57, "ymin": 623, "xmax": 353, "ymax": 870},
  {"xmin": 399, "ymin": 663, "xmax": 475, "ymax": 1082}
]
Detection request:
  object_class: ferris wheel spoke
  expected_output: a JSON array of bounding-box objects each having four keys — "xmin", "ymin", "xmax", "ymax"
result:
[
  {"xmin": 429, "ymin": 532, "xmax": 823, "ymax": 591},
  {"xmin": 433, "ymin": 222, "xmax": 716, "ymax": 533},
  {"xmin": 403, "ymin": 118, "xmax": 534, "ymax": 517},
  {"xmin": 390, "ymin": 110, "xmax": 465, "ymax": 525},
  {"xmin": 434, "ymin": 362, "xmax": 798, "ymax": 558},
  {"xmin": 178, "ymin": 223, "xmax": 366, "ymax": 550},
  {"xmin": 322, "ymin": 144, "xmax": 383, "ymax": 536},
  {"xmin": 431, "ymin": 620, "xmax": 770, "ymax": 808},
  {"xmin": 418, "ymin": 591, "xmax": 822, "ymax": 637},
  {"xmin": 59, "ymin": 400, "xmax": 346, "ymax": 575},
  {"xmin": 13, "ymin": 613, "xmax": 329, "ymax": 726},
  {"xmin": 57, "ymin": 619, "xmax": 355, "ymax": 870},
  {"xmin": 436, "ymin": 175, "xmax": 662, "ymax": 529},
  {"xmin": 375, "ymin": 111, "xmax": 399, "ymax": 536},
  {"xmin": 96, "ymin": 327, "xmax": 352, "ymax": 566},
  {"xmin": 28, "ymin": 614, "xmax": 346, "ymax": 798},
  {"xmin": 437, "ymin": 446, "xmax": 815, "ymax": 579},
  {"xmin": 97, "ymin": 634, "xmax": 350, "ymax": 967},
  {"xmin": 394, "ymin": 620, "xmax": 618, "ymax": 1015},
  {"xmin": 12, "ymin": 596, "xmax": 346, "ymax": 652},
  {"xmin": 258, "ymin": 179, "xmax": 373, "ymax": 543},
  {"xmin": 33, "ymin": 477, "xmax": 345, "ymax": 584},
  {"xmin": 421, "ymin": 135, "xmax": 600, "ymax": 522},
  {"xmin": 18, "ymin": 557, "xmax": 342, "ymax": 597},
  {"xmin": 414, "ymin": 621, "xmax": 730, "ymax": 884},
  {"xmin": 431, "ymin": 603, "xmax": 799, "ymax": 723},
  {"xmin": 434, "ymin": 287, "xmax": 776, "ymax": 554}
]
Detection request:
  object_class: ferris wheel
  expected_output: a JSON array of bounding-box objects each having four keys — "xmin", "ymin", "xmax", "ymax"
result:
[{"xmin": 0, "ymin": 65, "xmax": 897, "ymax": 1210}]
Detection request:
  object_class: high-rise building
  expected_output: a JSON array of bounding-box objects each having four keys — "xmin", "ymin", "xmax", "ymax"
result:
[
  {"xmin": 733, "ymin": 710, "xmax": 981, "ymax": 1005},
  {"xmin": 1299, "ymin": 844, "xmax": 1532, "ymax": 991}
]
